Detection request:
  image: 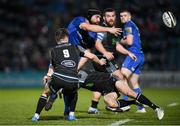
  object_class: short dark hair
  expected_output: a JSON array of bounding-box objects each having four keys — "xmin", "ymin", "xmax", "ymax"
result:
[
  {"xmin": 103, "ymin": 8, "xmax": 116, "ymax": 16},
  {"xmin": 55, "ymin": 28, "xmax": 68, "ymax": 42},
  {"xmin": 120, "ymin": 9, "xmax": 131, "ymax": 15}
]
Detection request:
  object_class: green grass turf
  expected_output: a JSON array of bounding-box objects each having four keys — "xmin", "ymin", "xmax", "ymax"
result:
[{"xmin": 0, "ymin": 88, "xmax": 180, "ymax": 125}]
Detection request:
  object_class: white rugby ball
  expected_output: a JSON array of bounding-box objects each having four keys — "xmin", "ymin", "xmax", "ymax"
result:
[{"xmin": 162, "ymin": 11, "xmax": 177, "ymax": 28}]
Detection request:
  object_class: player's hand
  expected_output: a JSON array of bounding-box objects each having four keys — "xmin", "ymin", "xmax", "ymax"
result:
[
  {"xmin": 103, "ymin": 52, "xmax": 114, "ymax": 60},
  {"xmin": 99, "ymin": 58, "xmax": 107, "ymax": 65},
  {"xmin": 128, "ymin": 52, "xmax": 137, "ymax": 61},
  {"xmin": 108, "ymin": 27, "xmax": 121, "ymax": 36},
  {"xmin": 43, "ymin": 75, "xmax": 51, "ymax": 84}
]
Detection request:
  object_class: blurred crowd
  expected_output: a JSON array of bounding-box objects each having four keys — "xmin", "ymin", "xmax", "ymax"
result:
[{"xmin": 0, "ymin": 0, "xmax": 180, "ymax": 72}]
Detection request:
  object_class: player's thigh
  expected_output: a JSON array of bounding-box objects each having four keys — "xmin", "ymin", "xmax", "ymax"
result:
[
  {"xmin": 112, "ymin": 69, "xmax": 124, "ymax": 80},
  {"xmin": 121, "ymin": 67, "xmax": 132, "ymax": 79}
]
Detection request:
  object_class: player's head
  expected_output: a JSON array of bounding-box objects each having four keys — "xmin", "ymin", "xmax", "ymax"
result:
[
  {"xmin": 87, "ymin": 8, "xmax": 101, "ymax": 25},
  {"xmin": 120, "ymin": 10, "xmax": 131, "ymax": 24},
  {"xmin": 55, "ymin": 28, "xmax": 68, "ymax": 44},
  {"xmin": 103, "ymin": 8, "xmax": 116, "ymax": 27}
]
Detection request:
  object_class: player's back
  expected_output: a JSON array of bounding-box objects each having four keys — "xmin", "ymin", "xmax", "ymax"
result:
[
  {"xmin": 51, "ymin": 43, "xmax": 80, "ymax": 78},
  {"xmin": 124, "ymin": 21, "xmax": 143, "ymax": 54},
  {"xmin": 67, "ymin": 16, "xmax": 86, "ymax": 45}
]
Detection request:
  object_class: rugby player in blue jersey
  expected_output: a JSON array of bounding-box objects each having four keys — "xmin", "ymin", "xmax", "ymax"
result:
[{"xmin": 119, "ymin": 10, "xmax": 147, "ymax": 113}]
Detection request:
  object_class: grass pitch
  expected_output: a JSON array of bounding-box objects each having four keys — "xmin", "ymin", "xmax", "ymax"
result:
[{"xmin": 0, "ymin": 88, "xmax": 180, "ymax": 125}]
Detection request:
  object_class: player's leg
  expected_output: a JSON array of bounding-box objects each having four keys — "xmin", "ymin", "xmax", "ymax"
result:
[
  {"xmin": 112, "ymin": 69, "xmax": 124, "ymax": 80},
  {"xmin": 32, "ymin": 85, "xmax": 50, "ymax": 122},
  {"xmin": 129, "ymin": 73, "xmax": 146, "ymax": 113},
  {"xmin": 65, "ymin": 91, "xmax": 78, "ymax": 120},
  {"xmin": 115, "ymin": 80, "xmax": 164, "ymax": 120},
  {"xmin": 88, "ymin": 61, "xmax": 106, "ymax": 114},
  {"xmin": 44, "ymin": 91, "xmax": 58, "ymax": 111},
  {"xmin": 88, "ymin": 91, "xmax": 101, "ymax": 114},
  {"xmin": 121, "ymin": 67, "xmax": 132, "ymax": 100},
  {"xmin": 104, "ymin": 92, "xmax": 140, "ymax": 112}
]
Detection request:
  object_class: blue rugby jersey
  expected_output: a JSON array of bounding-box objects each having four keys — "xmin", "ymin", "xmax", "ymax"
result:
[
  {"xmin": 123, "ymin": 20, "xmax": 143, "ymax": 54},
  {"xmin": 67, "ymin": 16, "xmax": 97, "ymax": 49}
]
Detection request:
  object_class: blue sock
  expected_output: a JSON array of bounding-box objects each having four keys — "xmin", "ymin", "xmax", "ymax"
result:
[
  {"xmin": 63, "ymin": 95, "xmax": 70, "ymax": 113},
  {"xmin": 123, "ymin": 95, "xmax": 129, "ymax": 101},
  {"xmin": 134, "ymin": 88, "xmax": 144, "ymax": 110}
]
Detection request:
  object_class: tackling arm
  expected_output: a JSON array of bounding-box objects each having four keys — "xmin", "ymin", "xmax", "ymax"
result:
[{"xmin": 79, "ymin": 22, "xmax": 121, "ymax": 36}]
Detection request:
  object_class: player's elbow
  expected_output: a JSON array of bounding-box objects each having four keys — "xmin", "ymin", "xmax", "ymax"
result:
[
  {"xmin": 80, "ymin": 23, "xmax": 89, "ymax": 31},
  {"xmin": 126, "ymin": 40, "xmax": 133, "ymax": 45}
]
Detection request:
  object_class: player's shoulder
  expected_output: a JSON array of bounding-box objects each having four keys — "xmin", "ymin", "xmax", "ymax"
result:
[
  {"xmin": 73, "ymin": 16, "xmax": 86, "ymax": 22},
  {"xmin": 125, "ymin": 21, "xmax": 136, "ymax": 28}
]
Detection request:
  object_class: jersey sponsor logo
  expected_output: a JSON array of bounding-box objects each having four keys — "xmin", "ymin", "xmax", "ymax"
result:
[
  {"xmin": 125, "ymin": 27, "xmax": 132, "ymax": 34},
  {"xmin": 61, "ymin": 60, "xmax": 76, "ymax": 68},
  {"xmin": 86, "ymin": 82, "xmax": 94, "ymax": 87}
]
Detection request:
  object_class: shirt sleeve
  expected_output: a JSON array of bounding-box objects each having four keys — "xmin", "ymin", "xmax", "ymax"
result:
[
  {"xmin": 124, "ymin": 23, "xmax": 133, "ymax": 36},
  {"xmin": 72, "ymin": 17, "xmax": 86, "ymax": 29},
  {"xmin": 96, "ymin": 32, "xmax": 105, "ymax": 41}
]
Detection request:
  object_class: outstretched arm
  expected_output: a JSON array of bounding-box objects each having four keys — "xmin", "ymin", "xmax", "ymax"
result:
[{"xmin": 80, "ymin": 22, "xmax": 121, "ymax": 36}]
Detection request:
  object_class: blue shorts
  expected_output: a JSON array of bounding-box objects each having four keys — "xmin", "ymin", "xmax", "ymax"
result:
[{"xmin": 122, "ymin": 53, "xmax": 144, "ymax": 75}]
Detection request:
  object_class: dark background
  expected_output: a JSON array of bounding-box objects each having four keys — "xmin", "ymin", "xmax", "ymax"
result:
[{"xmin": 0, "ymin": 0, "xmax": 180, "ymax": 72}]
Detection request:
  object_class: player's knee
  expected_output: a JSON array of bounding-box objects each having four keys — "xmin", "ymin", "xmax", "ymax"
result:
[
  {"xmin": 42, "ymin": 89, "xmax": 50, "ymax": 97},
  {"xmin": 92, "ymin": 92, "xmax": 101, "ymax": 100}
]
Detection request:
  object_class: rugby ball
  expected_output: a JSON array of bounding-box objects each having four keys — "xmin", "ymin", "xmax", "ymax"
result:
[{"xmin": 162, "ymin": 11, "xmax": 177, "ymax": 28}]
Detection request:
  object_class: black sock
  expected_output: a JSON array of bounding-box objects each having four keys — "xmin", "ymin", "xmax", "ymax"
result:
[
  {"xmin": 69, "ymin": 92, "xmax": 78, "ymax": 112},
  {"xmin": 117, "ymin": 99, "xmax": 136, "ymax": 107},
  {"xmin": 136, "ymin": 94, "xmax": 159, "ymax": 110},
  {"xmin": 91, "ymin": 100, "xmax": 99, "ymax": 108},
  {"xmin": 35, "ymin": 95, "xmax": 47, "ymax": 114}
]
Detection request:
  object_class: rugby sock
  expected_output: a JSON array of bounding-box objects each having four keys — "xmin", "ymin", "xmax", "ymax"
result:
[
  {"xmin": 35, "ymin": 95, "xmax": 47, "ymax": 114},
  {"xmin": 136, "ymin": 93, "xmax": 159, "ymax": 110},
  {"xmin": 117, "ymin": 99, "xmax": 136, "ymax": 107},
  {"xmin": 91, "ymin": 100, "xmax": 99, "ymax": 108},
  {"xmin": 69, "ymin": 92, "xmax": 78, "ymax": 112},
  {"xmin": 63, "ymin": 94, "xmax": 70, "ymax": 114},
  {"xmin": 123, "ymin": 95, "xmax": 129, "ymax": 101},
  {"xmin": 134, "ymin": 88, "xmax": 144, "ymax": 110}
]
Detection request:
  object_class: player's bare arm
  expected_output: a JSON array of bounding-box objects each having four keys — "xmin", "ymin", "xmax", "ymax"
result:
[
  {"xmin": 43, "ymin": 66, "xmax": 54, "ymax": 84},
  {"xmin": 95, "ymin": 39, "xmax": 114, "ymax": 60},
  {"xmin": 79, "ymin": 22, "xmax": 121, "ymax": 36},
  {"xmin": 116, "ymin": 43, "xmax": 137, "ymax": 61},
  {"xmin": 120, "ymin": 34, "xmax": 133, "ymax": 45},
  {"xmin": 84, "ymin": 51, "xmax": 106, "ymax": 65}
]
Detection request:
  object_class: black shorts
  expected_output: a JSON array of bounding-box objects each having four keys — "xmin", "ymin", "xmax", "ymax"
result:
[
  {"xmin": 80, "ymin": 71, "xmax": 117, "ymax": 95},
  {"xmin": 48, "ymin": 74, "xmax": 79, "ymax": 94}
]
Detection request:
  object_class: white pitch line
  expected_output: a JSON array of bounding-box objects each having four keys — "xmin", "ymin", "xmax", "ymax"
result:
[
  {"xmin": 167, "ymin": 102, "xmax": 179, "ymax": 107},
  {"xmin": 108, "ymin": 119, "xmax": 133, "ymax": 126}
]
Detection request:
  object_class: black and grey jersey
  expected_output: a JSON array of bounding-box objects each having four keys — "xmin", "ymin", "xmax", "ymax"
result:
[
  {"xmin": 96, "ymin": 23, "xmax": 120, "ymax": 57},
  {"xmin": 50, "ymin": 43, "xmax": 85, "ymax": 82}
]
